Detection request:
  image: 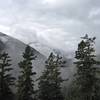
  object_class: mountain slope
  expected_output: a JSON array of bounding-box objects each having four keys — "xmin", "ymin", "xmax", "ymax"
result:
[
  {"xmin": 0, "ymin": 32, "xmax": 75, "ymax": 92},
  {"xmin": 0, "ymin": 32, "xmax": 46, "ymax": 79}
]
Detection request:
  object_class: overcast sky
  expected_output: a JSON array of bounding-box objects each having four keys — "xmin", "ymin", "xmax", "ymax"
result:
[{"xmin": 0, "ymin": 0, "xmax": 100, "ymax": 55}]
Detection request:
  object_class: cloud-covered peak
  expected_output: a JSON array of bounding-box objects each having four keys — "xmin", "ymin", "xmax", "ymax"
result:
[{"xmin": 0, "ymin": 0, "xmax": 100, "ymax": 55}]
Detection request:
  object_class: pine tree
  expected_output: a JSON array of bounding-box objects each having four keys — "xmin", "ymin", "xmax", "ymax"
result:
[
  {"xmin": 0, "ymin": 52, "xmax": 15, "ymax": 100},
  {"xmin": 74, "ymin": 34, "xmax": 100, "ymax": 100},
  {"xmin": 38, "ymin": 53, "xmax": 64, "ymax": 100},
  {"xmin": 17, "ymin": 45, "xmax": 37, "ymax": 100}
]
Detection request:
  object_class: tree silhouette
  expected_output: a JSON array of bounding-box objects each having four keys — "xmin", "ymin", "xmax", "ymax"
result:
[
  {"xmin": 38, "ymin": 53, "xmax": 65, "ymax": 100},
  {"xmin": 17, "ymin": 45, "xmax": 37, "ymax": 100},
  {"xmin": 0, "ymin": 52, "xmax": 15, "ymax": 100},
  {"xmin": 74, "ymin": 34, "xmax": 100, "ymax": 100}
]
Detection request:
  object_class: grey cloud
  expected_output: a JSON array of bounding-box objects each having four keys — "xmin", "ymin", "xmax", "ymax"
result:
[{"xmin": 0, "ymin": 0, "xmax": 100, "ymax": 55}]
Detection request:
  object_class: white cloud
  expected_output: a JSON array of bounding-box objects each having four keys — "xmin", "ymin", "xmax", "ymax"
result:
[
  {"xmin": 89, "ymin": 8, "xmax": 100, "ymax": 19},
  {"xmin": 0, "ymin": 0, "xmax": 100, "ymax": 55},
  {"xmin": 0, "ymin": 25, "xmax": 10, "ymax": 34}
]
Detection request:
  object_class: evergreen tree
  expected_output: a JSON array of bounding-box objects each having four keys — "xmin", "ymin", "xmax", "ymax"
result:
[
  {"xmin": 38, "ymin": 53, "xmax": 64, "ymax": 100},
  {"xmin": 17, "ymin": 45, "xmax": 37, "ymax": 100},
  {"xmin": 74, "ymin": 34, "xmax": 100, "ymax": 100},
  {"xmin": 0, "ymin": 52, "xmax": 15, "ymax": 100}
]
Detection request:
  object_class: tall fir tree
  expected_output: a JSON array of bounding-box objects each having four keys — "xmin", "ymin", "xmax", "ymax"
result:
[
  {"xmin": 38, "ymin": 53, "xmax": 64, "ymax": 100},
  {"xmin": 0, "ymin": 52, "xmax": 15, "ymax": 100},
  {"xmin": 17, "ymin": 45, "xmax": 37, "ymax": 100},
  {"xmin": 74, "ymin": 34, "xmax": 100, "ymax": 100}
]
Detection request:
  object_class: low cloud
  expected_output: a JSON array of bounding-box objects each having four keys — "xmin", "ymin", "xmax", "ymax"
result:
[{"xmin": 0, "ymin": 0, "xmax": 100, "ymax": 55}]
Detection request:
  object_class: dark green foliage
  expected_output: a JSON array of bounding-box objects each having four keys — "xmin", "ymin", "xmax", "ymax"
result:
[
  {"xmin": 38, "ymin": 53, "xmax": 64, "ymax": 100},
  {"xmin": 0, "ymin": 52, "xmax": 15, "ymax": 100},
  {"xmin": 17, "ymin": 45, "xmax": 37, "ymax": 100},
  {"xmin": 73, "ymin": 34, "xmax": 100, "ymax": 100}
]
